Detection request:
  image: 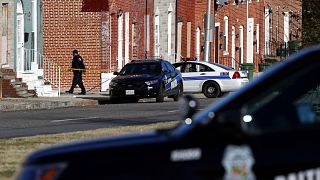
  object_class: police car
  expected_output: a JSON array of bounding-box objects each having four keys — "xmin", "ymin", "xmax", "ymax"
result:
[
  {"xmin": 109, "ymin": 59, "xmax": 183, "ymax": 103},
  {"xmin": 17, "ymin": 46, "xmax": 320, "ymax": 179},
  {"xmin": 173, "ymin": 61, "xmax": 249, "ymax": 97}
]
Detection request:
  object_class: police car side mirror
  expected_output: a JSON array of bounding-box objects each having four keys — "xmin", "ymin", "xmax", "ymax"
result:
[{"xmin": 113, "ymin": 72, "xmax": 119, "ymax": 76}]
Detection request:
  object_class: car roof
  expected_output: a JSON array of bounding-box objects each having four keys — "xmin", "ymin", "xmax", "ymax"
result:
[
  {"xmin": 174, "ymin": 61, "xmax": 233, "ymax": 71},
  {"xmin": 130, "ymin": 59, "xmax": 167, "ymax": 64}
]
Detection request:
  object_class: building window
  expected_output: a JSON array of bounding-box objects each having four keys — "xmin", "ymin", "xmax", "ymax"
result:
[{"xmin": 223, "ymin": 16, "xmax": 229, "ymax": 54}]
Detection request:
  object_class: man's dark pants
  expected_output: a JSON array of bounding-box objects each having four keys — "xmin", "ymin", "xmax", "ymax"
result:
[{"xmin": 68, "ymin": 71, "xmax": 86, "ymax": 93}]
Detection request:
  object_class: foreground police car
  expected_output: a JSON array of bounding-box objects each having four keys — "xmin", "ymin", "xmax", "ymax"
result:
[
  {"xmin": 109, "ymin": 59, "xmax": 183, "ymax": 103},
  {"xmin": 173, "ymin": 61, "xmax": 249, "ymax": 97},
  {"xmin": 18, "ymin": 46, "xmax": 320, "ymax": 179}
]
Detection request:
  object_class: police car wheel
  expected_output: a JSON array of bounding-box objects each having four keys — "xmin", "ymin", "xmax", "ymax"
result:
[
  {"xmin": 110, "ymin": 97, "xmax": 120, "ymax": 104},
  {"xmin": 203, "ymin": 82, "xmax": 221, "ymax": 98},
  {"xmin": 173, "ymin": 84, "xmax": 183, "ymax": 101},
  {"xmin": 156, "ymin": 84, "xmax": 165, "ymax": 102}
]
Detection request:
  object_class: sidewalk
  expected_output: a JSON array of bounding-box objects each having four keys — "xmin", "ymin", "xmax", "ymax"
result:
[
  {"xmin": 0, "ymin": 92, "xmax": 107, "ymax": 112},
  {"xmin": 0, "ymin": 92, "xmax": 207, "ymax": 112}
]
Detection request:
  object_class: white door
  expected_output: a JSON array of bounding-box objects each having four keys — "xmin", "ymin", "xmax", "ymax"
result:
[
  {"xmin": 247, "ymin": 18, "xmax": 254, "ymax": 64},
  {"xmin": 231, "ymin": 26, "xmax": 236, "ymax": 68},
  {"xmin": 16, "ymin": 1, "xmax": 24, "ymax": 72}
]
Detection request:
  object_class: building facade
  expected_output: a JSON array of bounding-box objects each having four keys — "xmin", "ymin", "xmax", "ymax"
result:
[
  {"xmin": 154, "ymin": 0, "xmax": 176, "ymax": 63},
  {"xmin": 42, "ymin": 0, "xmax": 154, "ymax": 91}
]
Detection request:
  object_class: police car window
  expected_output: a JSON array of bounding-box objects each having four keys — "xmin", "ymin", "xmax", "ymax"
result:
[
  {"xmin": 120, "ymin": 63, "xmax": 161, "ymax": 75},
  {"xmin": 173, "ymin": 63, "xmax": 183, "ymax": 72},
  {"xmin": 184, "ymin": 63, "xmax": 214, "ymax": 72},
  {"xmin": 241, "ymin": 63, "xmax": 320, "ymax": 133},
  {"xmin": 197, "ymin": 64, "xmax": 214, "ymax": 72}
]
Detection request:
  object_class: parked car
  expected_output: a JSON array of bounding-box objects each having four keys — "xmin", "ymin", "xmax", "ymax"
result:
[
  {"xmin": 109, "ymin": 59, "xmax": 183, "ymax": 103},
  {"xmin": 17, "ymin": 46, "xmax": 320, "ymax": 179},
  {"xmin": 173, "ymin": 61, "xmax": 249, "ymax": 98}
]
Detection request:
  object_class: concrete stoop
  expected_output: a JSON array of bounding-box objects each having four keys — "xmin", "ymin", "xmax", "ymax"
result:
[{"xmin": 18, "ymin": 71, "xmax": 59, "ymax": 97}]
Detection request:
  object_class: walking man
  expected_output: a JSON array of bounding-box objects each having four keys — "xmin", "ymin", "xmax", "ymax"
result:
[{"xmin": 66, "ymin": 50, "xmax": 86, "ymax": 95}]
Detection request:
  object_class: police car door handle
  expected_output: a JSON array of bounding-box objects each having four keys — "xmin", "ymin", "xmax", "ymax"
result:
[{"xmin": 200, "ymin": 73, "xmax": 206, "ymax": 75}]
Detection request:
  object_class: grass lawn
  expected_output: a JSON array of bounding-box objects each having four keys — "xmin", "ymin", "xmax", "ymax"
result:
[{"xmin": 0, "ymin": 121, "xmax": 178, "ymax": 180}]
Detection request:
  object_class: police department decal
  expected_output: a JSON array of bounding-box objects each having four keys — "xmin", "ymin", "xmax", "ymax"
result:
[{"xmin": 222, "ymin": 145, "xmax": 256, "ymax": 180}]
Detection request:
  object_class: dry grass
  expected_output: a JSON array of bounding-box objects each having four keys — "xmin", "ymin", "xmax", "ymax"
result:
[{"xmin": 0, "ymin": 121, "xmax": 178, "ymax": 180}]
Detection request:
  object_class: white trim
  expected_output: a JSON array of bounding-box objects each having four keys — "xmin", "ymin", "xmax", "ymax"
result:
[
  {"xmin": 223, "ymin": 16, "xmax": 229, "ymax": 54},
  {"xmin": 284, "ymin": 12, "xmax": 290, "ymax": 43},
  {"xmin": 16, "ymin": 0, "xmax": 24, "ymax": 73},
  {"xmin": 176, "ymin": 22, "xmax": 183, "ymax": 61},
  {"xmin": 125, "ymin": 12, "xmax": 130, "ymax": 65},
  {"xmin": 154, "ymin": 8, "xmax": 160, "ymax": 57},
  {"xmin": 117, "ymin": 12, "xmax": 123, "ymax": 70},
  {"xmin": 196, "ymin": 27, "xmax": 201, "ymax": 61},
  {"xmin": 247, "ymin": 18, "xmax": 254, "ymax": 63},
  {"xmin": 239, "ymin": 25, "xmax": 244, "ymax": 64},
  {"xmin": 168, "ymin": 5, "xmax": 173, "ymax": 60},
  {"xmin": 265, "ymin": 9, "xmax": 270, "ymax": 55},
  {"xmin": 256, "ymin": 24, "xmax": 259, "ymax": 54},
  {"xmin": 231, "ymin": 26, "xmax": 236, "ymax": 68}
]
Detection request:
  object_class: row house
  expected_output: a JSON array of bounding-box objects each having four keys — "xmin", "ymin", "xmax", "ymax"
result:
[
  {"xmin": 177, "ymin": 0, "xmax": 302, "ymax": 72},
  {"xmin": 0, "ymin": 0, "xmax": 45, "ymax": 97},
  {"xmin": 42, "ymin": 0, "xmax": 154, "ymax": 92}
]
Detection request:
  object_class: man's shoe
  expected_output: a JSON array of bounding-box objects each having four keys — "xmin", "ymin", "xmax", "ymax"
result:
[
  {"xmin": 65, "ymin": 91, "xmax": 73, "ymax": 94},
  {"xmin": 78, "ymin": 92, "xmax": 86, "ymax": 95}
]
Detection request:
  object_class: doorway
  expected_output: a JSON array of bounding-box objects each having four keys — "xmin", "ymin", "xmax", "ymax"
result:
[{"xmin": 16, "ymin": 0, "xmax": 24, "ymax": 72}]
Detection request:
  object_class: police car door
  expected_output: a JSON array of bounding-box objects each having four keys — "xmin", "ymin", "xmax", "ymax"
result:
[
  {"xmin": 239, "ymin": 69, "xmax": 320, "ymax": 179},
  {"xmin": 161, "ymin": 62, "xmax": 174, "ymax": 94}
]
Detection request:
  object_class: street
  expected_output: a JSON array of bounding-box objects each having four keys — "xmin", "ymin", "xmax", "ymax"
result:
[{"xmin": 0, "ymin": 97, "xmax": 220, "ymax": 139}]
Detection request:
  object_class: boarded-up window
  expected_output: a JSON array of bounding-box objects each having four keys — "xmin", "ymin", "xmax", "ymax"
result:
[{"xmin": 82, "ymin": 0, "xmax": 109, "ymax": 12}]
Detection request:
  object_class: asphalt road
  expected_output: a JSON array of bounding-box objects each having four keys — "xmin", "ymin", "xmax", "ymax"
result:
[{"xmin": 0, "ymin": 97, "xmax": 220, "ymax": 139}]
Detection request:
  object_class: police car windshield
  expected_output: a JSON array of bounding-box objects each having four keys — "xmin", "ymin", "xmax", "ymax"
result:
[{"xmin": 119, "ymin": 63, "xmax": 162, "ymax": 75}]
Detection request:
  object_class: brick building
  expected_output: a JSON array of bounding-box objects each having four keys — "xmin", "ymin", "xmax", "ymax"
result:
[
  {"xmin": 42, "ymin": 0, "xmax": 154, "ymax": 91},
  {"xmin": 177, "ymin": 0, "xmax": 212, "ymax": 62},
  {"xmin": 177, "ymin": 0, "xmax": 302, "ymax": 72},
  {"xmin": 154, "ymin": 0, "xmax": 176, "ymax": 63}
]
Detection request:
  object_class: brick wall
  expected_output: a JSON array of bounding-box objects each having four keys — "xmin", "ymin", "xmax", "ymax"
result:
[
  {"xmin": 215, "ymin": 1, "xmax": 265, "ymax": 71},
  {"xmin": 107, "ymin": 0, "xmax": 154, "ymax": 71},
  {"xmin": 264, "ymin": 0, "xmax": 302, "ymax": 59},
  {"xmin": 42, "ymin": 0, "xmax": 102, "ymax": 90},
  {"xmin": 178, "ymin": 0, "xmax": 218, "ymax": 62}
]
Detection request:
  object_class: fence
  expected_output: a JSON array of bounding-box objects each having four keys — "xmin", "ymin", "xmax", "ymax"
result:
[
  {"xmin": 219, "ymin": 56, "xmax": 242, "ymax": 70},
  {"xmin": 24, "ymin": 49, "xmax": 44, "ymax": 71},
  {"xmin": 265, "ymin": 40, "xmax": 302, "ymax": 60}
]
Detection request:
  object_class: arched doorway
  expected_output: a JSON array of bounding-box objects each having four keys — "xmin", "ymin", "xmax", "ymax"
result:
[{"xmin": 16, "ymin": 0, "xmax": 24, "ymax": 73}]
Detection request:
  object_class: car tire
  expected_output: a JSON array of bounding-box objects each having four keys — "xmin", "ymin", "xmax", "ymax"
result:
[
  {"xmin": 110, "ymin": 97, "xmax": 120, "ymax": 104},
  {"xmin": 156, "ymin": 84, "xmax": 165, "ymax": 102},
  {"xmin": 129, "ymin": 98, "xmax": 139, "ymax": 103},
  {"xmin": 173, "ymin": 83, "xmax": 183, "ymax": 101},
  {"xmin": 203, "ymin": 82, "xmax": 221, "ymax": 98}
]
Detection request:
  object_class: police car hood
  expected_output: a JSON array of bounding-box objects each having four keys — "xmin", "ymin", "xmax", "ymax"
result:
[
  {"xmin": 25, "ymin": 129, "xmax": 171, "ymax": 165},
  {"xmin": 113, "ymin": 74, "xmax": 161, "ymax": 82}
]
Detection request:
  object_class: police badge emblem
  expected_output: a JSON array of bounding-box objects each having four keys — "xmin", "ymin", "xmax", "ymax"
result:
[{"xmin": 222, "ymin": 145, "xmax": 256, "ymax": 180}]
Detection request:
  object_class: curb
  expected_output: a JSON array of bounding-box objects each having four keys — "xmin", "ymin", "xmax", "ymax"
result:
[{"xmin": 0, "ymin": 98, "xmax": 98, "ymax": 112}]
